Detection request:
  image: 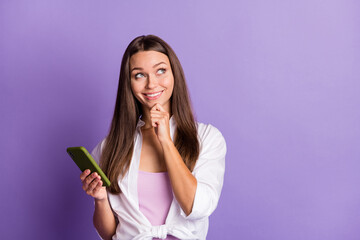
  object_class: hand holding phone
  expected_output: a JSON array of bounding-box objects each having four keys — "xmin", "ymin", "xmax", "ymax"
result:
[
  {"xmin": 67, "ymin": 146, "xmax": 111, "ymax": 200},
  {"xmin": 67, "ymin": 146, "xmax": 111, "ymax": 187},
  {"xmin": 80, "ymin": 169, "xmax": 108, "ymax": 200}
]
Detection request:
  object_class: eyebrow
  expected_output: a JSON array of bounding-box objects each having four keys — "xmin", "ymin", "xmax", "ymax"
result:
[{"xmin": 131, "ymin": 61, "xmax": 167, "ymax": 72}]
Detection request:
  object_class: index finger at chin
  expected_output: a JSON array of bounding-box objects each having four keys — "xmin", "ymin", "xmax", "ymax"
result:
[
  {"xmin": 156, "ymin": 103, "xmax": 166, "ymax": 111},
  {"xmin": 151, "ymin": 103, "xmax": 161, "ymax": 111}
]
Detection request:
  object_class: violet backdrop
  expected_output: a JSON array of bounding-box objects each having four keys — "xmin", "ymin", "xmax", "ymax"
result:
[{"xmin": 1, "ymin": 0, "xmax": 359, "ymax": 239}]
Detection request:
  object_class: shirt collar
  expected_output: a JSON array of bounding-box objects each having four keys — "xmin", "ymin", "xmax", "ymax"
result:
[{"xmin": 136, "ymin": 116, "xmax": 146, "ymax": 129}]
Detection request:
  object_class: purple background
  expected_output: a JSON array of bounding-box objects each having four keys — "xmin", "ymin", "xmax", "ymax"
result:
[{"xmin": 1, "ymin": 1, "xmax": 359, "ymax": 239}]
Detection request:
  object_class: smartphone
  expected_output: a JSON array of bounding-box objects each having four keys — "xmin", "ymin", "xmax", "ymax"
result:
[{"xmin": 67, "ymin": 146, "xmax": 111, "ymax": 187}]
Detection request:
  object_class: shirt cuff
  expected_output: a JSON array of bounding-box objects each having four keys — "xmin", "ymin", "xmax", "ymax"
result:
[{"xmin": 180, "ymin": 181, "xmax": 216, "ymax": 220}]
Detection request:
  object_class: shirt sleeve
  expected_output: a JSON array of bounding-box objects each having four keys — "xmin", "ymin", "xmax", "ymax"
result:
[
  {"xmin": 181, "ymin": 124, "xmax": 227, "ymax": 220},
  {"xmin": 90, "ymin": 138, "xmax": 106, "ymax": 165}
]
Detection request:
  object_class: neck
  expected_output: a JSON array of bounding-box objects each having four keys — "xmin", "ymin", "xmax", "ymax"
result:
[{"xmin": 140, "ymin": 112, "xmax": 153, "ymax": 129}]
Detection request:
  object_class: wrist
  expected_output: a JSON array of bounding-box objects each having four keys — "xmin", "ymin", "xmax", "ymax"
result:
[
  {"xmin": 159, "ymin": 136, "xmax": 173, "ymax": 147},
  {"xmin": 94, "ymin": 195, "xmax": 108, "ymax": 204}
]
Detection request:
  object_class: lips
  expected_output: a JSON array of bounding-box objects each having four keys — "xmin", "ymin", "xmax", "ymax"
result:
[{"xmin": 143, "ymin": 90, "xmax": 164, "ymax": 100}]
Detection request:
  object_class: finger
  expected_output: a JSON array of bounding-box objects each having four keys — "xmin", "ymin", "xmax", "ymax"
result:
[
  {"xmin": 83, "ymin": 172, "xmax": 98, "ymax": 188},
  {"xmin": 155, "ymin": 103, "xmax": 166, "ymax": 112},
  {"xmin": 150, "ymin": 115, "xmax": 163, "ymax": 123},
  {"xmin": 93, "ymin": 180, "xmax": 103, "ymax": 193},
  {"xmin": 150, "ymin": 112, "xmax": 166, "ymax": 119},
  {"xmin": 151, "ymin": 115, "xmax": 168, "ymax": 126},
  {"xmin": 150, "ymin": 119, "xmax": 158, "ymax": 128},
  {"xmin": 80, "ymin": 169, "xmax": 91, "ymax": 181},
  {"xmin": 150, "ymin": 108, "xmax": 169, "ymax": 117},
  {"xmin": 151, "ymin": 109, "xmax": 169, "ymax": 119},
  {"xmin": 86, "ymin": 176, "xmax": 101, "ymax": 194},
  {"xmin": 150, "ymin": 116, "xmax": 164, "ymax": 125},
  {"xmin": 151, "ymin": 103, "xmax": 162, "ymax": 112},
  {"xmin": 150, "ymin": 107, "xmax": 162, "ymax": 114}
]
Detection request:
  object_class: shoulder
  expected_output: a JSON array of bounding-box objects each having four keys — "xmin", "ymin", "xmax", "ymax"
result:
[
  {"xmin": 196, "ymin": 122, "xmax": 226, "ymax": 153},
  {"xmin": 197, "ymin": 122, "xmax": 225, "ymax": 142},
  {"xmin": 191, "ymin": 122, "xmax": 226, "ymax": 175},
  {"xmin": 90, "ymin": 137, "xmax": 107, "ymax": 164}
]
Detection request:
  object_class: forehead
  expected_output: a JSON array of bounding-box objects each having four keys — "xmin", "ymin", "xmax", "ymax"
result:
[{"xmin": 130, "ymin": 51, "xmax": 170, "ymax": 68}]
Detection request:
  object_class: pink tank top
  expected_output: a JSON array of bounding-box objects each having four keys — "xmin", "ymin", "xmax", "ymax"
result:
[{"xmin": 138, "ymin": 170, "xmax": 178, "ymax": 240}]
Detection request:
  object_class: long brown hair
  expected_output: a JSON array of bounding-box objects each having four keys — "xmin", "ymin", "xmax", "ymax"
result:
[{"xmin": 100, "ymin": 35, "xmax": 199, "ymax": 194}]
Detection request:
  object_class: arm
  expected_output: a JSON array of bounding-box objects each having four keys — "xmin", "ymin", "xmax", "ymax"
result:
[
  {"xmin": 80, "ymin": 170, "xmax": 117, "ymax": 240},
  {"xmin": 149, "ymin": 104, "xmax": 196, "ymax": 215},
  {"xmin": 183, "ymin": 126, "xmax": 226, "ymax": 220},
  {"xmin": 161, "ymin": 139, "xmax": 197, "ymax": 216},
  {"xmin": 150, "ymin": 104, "xmax": 226, "ymax": 218},
  {"xmin": 93, "ymin": 197, "xmax": 117, "ymax": 240}
]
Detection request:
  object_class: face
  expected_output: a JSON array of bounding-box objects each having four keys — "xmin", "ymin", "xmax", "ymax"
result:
[{"xmin": 130, "ymin": 51, "xmax": 174, "ymax": 113}]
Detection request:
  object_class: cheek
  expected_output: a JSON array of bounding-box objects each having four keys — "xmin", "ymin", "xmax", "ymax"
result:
[
  {"xmin": 130, "ymin": 81, "xmax": 143, "ymax": 94},
  {"xmin": 162, "ymin": 76, "xmax": 174, "ymax": 90}
]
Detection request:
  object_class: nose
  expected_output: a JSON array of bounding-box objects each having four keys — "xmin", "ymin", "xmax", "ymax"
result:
[{"xmin": 146, "ymin": 73, "xmax": 158, "ymax": 89}]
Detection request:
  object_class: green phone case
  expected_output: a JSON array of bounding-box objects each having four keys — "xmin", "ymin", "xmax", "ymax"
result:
[{"xmin": 67, "ymin": 146, "xmax": 111, "ymax": 187}]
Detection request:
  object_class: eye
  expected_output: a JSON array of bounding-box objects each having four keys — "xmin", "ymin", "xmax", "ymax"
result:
[
  {"xmin": 157, "ymin": 68, "xmax": 166, "ymax": 75},
  {"xmin": 134, "ymin": 73, "xmax": 145, "ymax": 79}
]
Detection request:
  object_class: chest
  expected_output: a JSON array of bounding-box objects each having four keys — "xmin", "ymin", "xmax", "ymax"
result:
[{"xmin": 139, "ymin": 130, "xmax": 166, "ymax": 172}]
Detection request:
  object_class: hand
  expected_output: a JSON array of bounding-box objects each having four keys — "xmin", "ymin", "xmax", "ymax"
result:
[
  {"xmin": 80, "ymin": 169, "xmax": 107, "ymax": 201},
  {"xmin": 150, "ymin": 103, "xmax": 172, "ymax": 143}
]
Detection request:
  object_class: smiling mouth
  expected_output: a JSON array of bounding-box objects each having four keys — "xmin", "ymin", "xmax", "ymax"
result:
[{"xmin": 143, "ymin": 90, "xmax": 164, "ymax": 99}]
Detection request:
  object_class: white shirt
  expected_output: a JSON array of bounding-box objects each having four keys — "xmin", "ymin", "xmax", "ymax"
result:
[{"xmin": 91, "ymin": 117, "xmax": 226, "ymax": 240}]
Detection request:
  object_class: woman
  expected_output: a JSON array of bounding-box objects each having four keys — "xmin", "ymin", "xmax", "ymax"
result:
[{"xmin": 80, "ymin": 35, "xmax": 226, "ymax": 240}]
